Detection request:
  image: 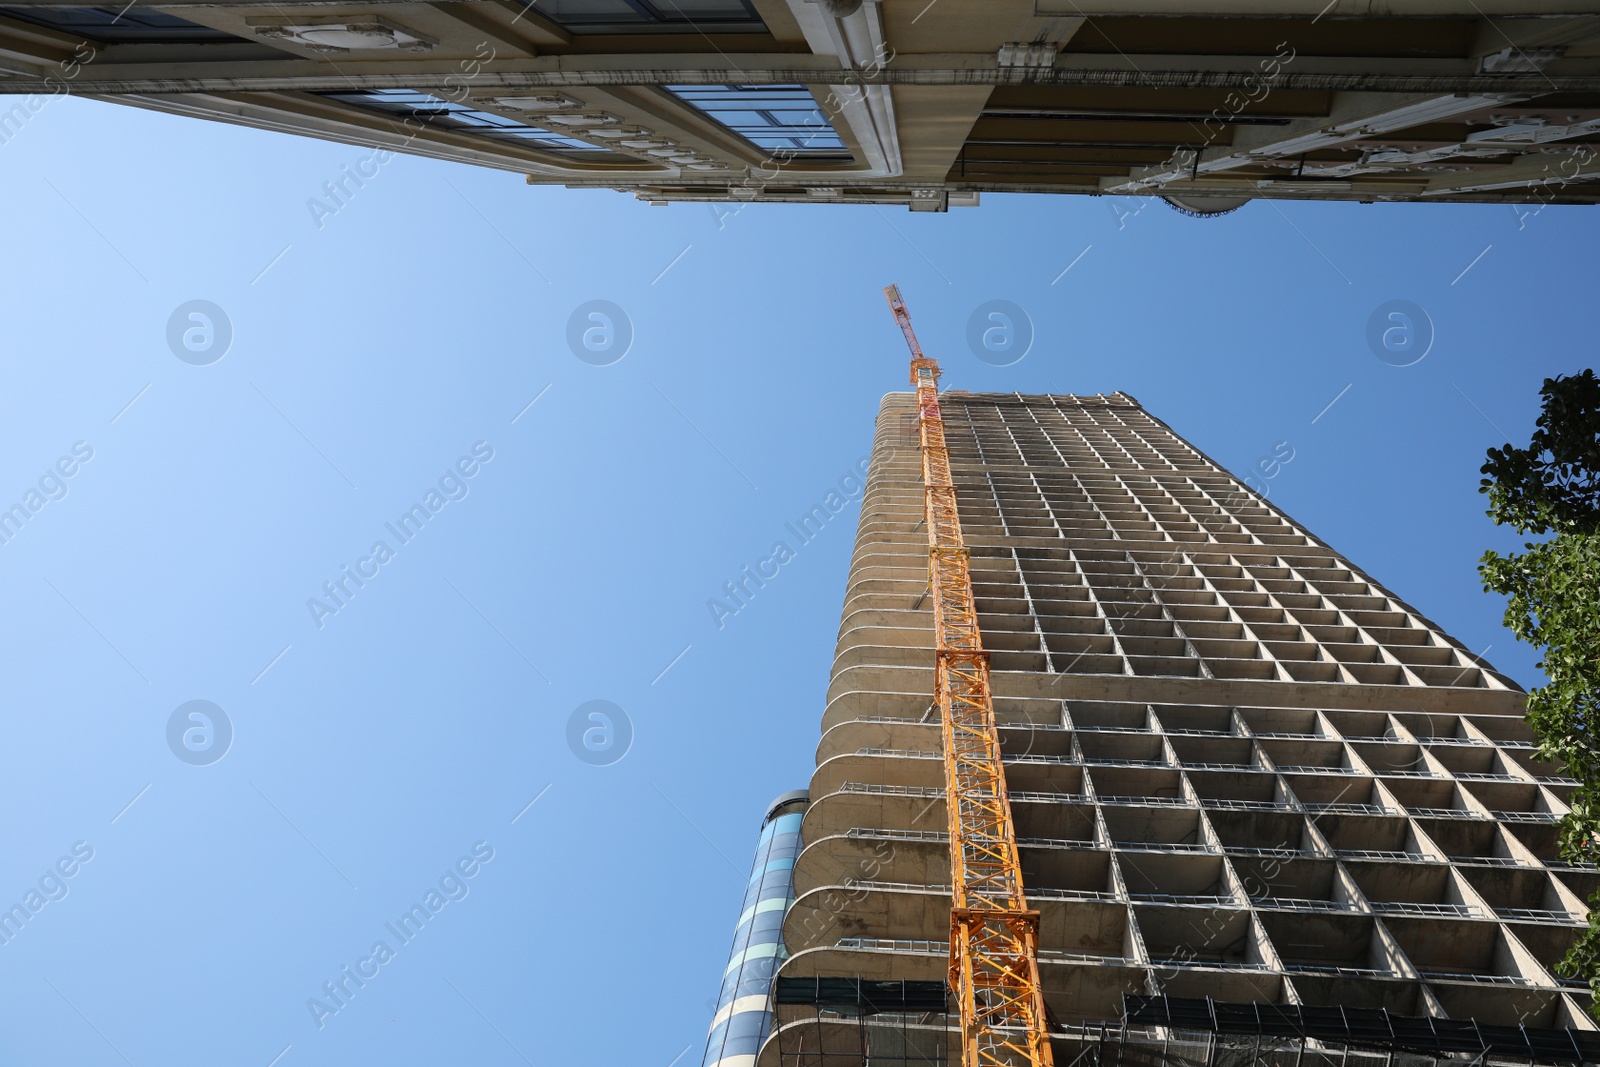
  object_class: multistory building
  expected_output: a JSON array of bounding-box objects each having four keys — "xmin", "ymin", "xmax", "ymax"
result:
[
  {"xmin": 747, "ymin": 391, "xmax": 1595, "ymax": 1067},
  {"xmin": 3, "ymin": 3, "xmax": 1599, "ymax": 209}
]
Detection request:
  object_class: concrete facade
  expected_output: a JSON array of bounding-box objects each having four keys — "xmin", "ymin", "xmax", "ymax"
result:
[
  {"xmin": 764, "ymin": 391, "xmax": 1593, "ymax": 1066},
  {"xmin": 3, "ymin": 3, "xmax": 1600, "ymax": 208}
]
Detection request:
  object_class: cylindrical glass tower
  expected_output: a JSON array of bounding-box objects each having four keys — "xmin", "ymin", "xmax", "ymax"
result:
[{"xmin": 700, "ymin": 790, "xmax": 808, "ymax": 1067}]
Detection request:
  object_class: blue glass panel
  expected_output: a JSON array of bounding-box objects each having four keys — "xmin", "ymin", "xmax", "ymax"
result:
[
  {"xmin": 749, "ymin": 855, "xmax": 795, "ymax": 883},
  {"xmin": 749, "ymin": 912, "xmax": 786, "ymax": 937},
  {"xmin": 0, "ymin": 5, "xmax": 239, "ymax": 42},
  {"xmin": 665, "ymin": 84, "xmax": 849, "ymax": 156},
  {"xmin": 521, "ymin": 0, "xmax": 763, "ymax": 34},
  {"xmin": 316, "ymin": 89, "xmax": 612, "ymax": 153}
]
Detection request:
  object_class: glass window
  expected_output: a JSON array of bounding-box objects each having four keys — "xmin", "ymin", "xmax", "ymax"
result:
[
  {"xmin": 0, "ymin": 5, "xmax": 240, "ymax": 42},
  {"xmin": 317, "ymin": 89, "xmax": 613, "ymax": 153},
  {"xmin": 520, "ymin": 0, "xmax": 763, "ymax": 34},
  {"xmin": 665, "ymin": 84, "xmax": 849, "ymax": 156},
  {"xmin": 748, "ymin": 911, "xmax": 785, "ymax": 938}
]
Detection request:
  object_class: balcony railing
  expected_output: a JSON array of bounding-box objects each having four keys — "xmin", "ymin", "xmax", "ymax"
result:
[
  {"xmin": 1028, "ymin": 888, "xmax": 1120, "ymax": 902},
  {"xmin": 1020, "ymin": 835, "xmax": 1101, "ymax": 849},
  {"xmin": 845, "ymin": 827, "xmax": 947, "ymax": 843},
  {"xmin": 1010, "ymin": 790, "xmax": 1091, "ymax": 804},
  {"xmin": 1036, "ymin": 948, "xmax": 1138, "ymax": 964},
  {"xmin": 1302, "ymin": 803, "xmax": 1397, "ymax": 816},
  {"xmin": 835, "ymin": 937, "xmax": 946, "ymax": 954},
  {"xmin": 1404, "ymin": 807, "xmax": 1489, "ymax": 820},
  {"xmin": 1282, "ymin": 963, "xmax": 1398, "ymax": 979},
  {"xmin": 842, "ymin": 878, "xmax": 949, "ymax": 894},
  {"xmin": 1370, "ymin": 901, "xmax": 1488, "ymax": 918},
  {"xmin": 1202, "ymin": 798, "xmax": 1297, "ymax": 812},
  {"xmin": 1418, "ymin": 970, "xmax": 1539, "ymax": 987},
  {"xmin": 1491, "ymin": 810, "xmax": 1562, "ymax": 824},
  {"xmin": 838, "ymin": 782, "xmax": 943, "ymax": 798},
  {"xmin": 1497, "ymin": 907, "xmax": 1582, "ymax": 924},
  {"xmin": 1251, "ymin": 897, "xmax": 1361, "ymax": 913},
  {"xmin": 1094, "ymin": 794, "xmax": 1196, "ymax": 807},
  {"xmin": 1148, "ymin": 958, "xmax": 1269, "ymax": 972},
  {"xmin": 1112, "ymin": 841, "xmax": 1221, "ymax": 855},
  {"xmin": 1081, "ymin": 758, "xmax": 1175, "ymax": 768},
  {"xmin": 1449, "ymin": 855, "xmax": 1540, "ymax": 868},
  {"xmin": 1129, "ymin": 893, "xmax": 1237, "ymax": 907},
  {"xmin": 1275, "ymin": 765, "xmax": 1356, "ymax": 776}
]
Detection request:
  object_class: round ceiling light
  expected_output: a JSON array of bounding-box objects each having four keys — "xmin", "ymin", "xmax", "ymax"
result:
[{"xmin": 296, "ymin": 24, "xmax": 400, "ymax": 49}]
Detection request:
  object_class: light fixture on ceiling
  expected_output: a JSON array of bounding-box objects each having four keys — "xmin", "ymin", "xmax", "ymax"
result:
[
  {"xmin": 252, "ymin": 19, "xmax": 435, "ymax": 53},
  {"xmin": 489, "ymin": 93, "xmax": 581, "ymax": 113}
]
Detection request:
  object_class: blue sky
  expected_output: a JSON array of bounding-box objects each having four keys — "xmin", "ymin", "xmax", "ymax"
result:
[{"xmin": 0, "ymin": 96, "xmax": 1591, "ymax": 1067}]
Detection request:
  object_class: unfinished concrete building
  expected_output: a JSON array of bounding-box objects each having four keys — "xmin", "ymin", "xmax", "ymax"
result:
[
  {"xmin": 3, "ymin": 2, "xmax": 1600, "ymax": 209},
  {"xmin": 735, "ymin": 391, "xmax": 1596, "ymax": 1067}
]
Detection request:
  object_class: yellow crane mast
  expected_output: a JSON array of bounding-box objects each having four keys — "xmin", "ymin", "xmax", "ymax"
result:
[{"xmin": 883, "ymin": 284, "xmax": 1055, "ymax": 1067}]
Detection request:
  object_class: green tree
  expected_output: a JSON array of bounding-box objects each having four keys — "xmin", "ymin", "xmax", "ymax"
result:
[{"xmin": 1478, "ymin": 369, "xmax": 1600, "ymax": 1006}]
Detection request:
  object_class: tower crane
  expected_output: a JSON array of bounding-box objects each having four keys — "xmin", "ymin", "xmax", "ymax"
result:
[{"xmin": 883, "ymin": 285, "xmax": 1055, "ymax": 1067}]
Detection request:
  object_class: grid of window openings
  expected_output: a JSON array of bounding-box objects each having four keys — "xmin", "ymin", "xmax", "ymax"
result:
[
  {"xmin": 799, "ymin": 695, "xmax": 1591, "ymax": 1031},
  {"xmin": 761, "ymin": 392, "xmax": 1592, "ymax": 1067},
  {"xmin": 927, "ymin": 394, "xmax": 1511, "ymax": 690},
  {"xmin": 0, "ymin": 5, "xmax": 240, "ymax": 42},
  {"xmin": 665, "ymin": 85, "xmax": 849, "ymax": 155},
  {"xmin": 317, "ymin": 90, "xmax": 611, "ymax": 152},
  {"xmin": 521, "ymin": 0, "xmax": 763, "ymax": 33}
]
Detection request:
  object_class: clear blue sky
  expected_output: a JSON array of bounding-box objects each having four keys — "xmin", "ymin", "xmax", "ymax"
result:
[{"xmin": 0, "ymin": 96, "xmax": 1591, "ymax": 1067}]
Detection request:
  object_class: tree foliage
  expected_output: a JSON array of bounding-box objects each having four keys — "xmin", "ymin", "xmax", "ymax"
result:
[
  {"xmin": 1482, "ymin": 369, "xmax": 1600, "ymax": 537},
  {"xmin": 1478, "ymin": 370, "xmax": 1600, "ymax": 1006}
]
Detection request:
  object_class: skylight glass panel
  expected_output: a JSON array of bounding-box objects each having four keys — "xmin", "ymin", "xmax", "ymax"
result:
[
  {"xmin": 318, "ymin": 90, "xmax": 607, "ymax": 152},
  {"xmin": 665, "ymin": 84, "xmax": 848, "ymax": 155}
]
